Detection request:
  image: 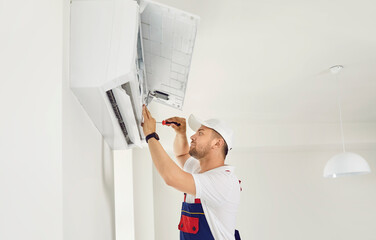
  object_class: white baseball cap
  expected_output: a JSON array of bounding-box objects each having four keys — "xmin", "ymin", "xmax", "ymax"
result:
[{"xmin": 188, "ymin": 114, "xmax": 234, "ymax": 150}]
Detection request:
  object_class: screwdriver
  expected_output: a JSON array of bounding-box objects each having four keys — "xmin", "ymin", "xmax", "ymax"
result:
[{"xmin": 156, "ymin": 120, "xmax": 181, "ymax": 126}]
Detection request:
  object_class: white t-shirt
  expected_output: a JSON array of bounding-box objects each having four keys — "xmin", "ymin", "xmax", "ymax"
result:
[{"xmin": 183, "ymin": 156, "xmax": 241, "ymax": 240}]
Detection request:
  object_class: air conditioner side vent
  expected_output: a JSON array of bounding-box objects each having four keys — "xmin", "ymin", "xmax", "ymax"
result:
[
  {"xmin": 106, "ymin": 90, "xmax": 133, "ymax": 145},
  {"xmin": 121, "ymin": 82, "xmax": 144, "ymax": 140}
]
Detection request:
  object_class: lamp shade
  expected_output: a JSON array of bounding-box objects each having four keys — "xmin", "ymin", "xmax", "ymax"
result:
[{"xmin": 323, "ymin": 152, "xmax": 371, "ymax": 178}]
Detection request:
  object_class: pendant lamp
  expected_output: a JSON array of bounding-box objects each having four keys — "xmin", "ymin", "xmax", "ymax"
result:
[{"xmin": 323, "ymin": 65, "xmax": 371, "ymax": 178}]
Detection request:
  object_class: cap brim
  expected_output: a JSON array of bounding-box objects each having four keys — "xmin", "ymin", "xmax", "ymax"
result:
[{"xmin": 188, "ymin": 114, "xmax": 204, "ymax": 132}]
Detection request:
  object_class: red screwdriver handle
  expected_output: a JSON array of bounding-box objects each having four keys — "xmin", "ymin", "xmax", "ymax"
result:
[{"xmin": 162, "ymin": 120, "xmax": 181, "ymax": 126}]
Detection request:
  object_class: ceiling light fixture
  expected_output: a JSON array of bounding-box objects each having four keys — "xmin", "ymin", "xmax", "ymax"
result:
[{"xmin": 323, "ymin": 65, "xmax": 371, "ymax": 178}]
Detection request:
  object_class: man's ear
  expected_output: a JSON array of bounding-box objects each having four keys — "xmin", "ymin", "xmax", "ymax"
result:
[{"xmin": 214, "ymin": 138, "xmax": 224, "ymax": 149}]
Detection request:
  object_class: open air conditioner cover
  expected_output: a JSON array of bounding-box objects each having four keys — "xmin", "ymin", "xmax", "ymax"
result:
[
  {"xmin": 70, "ymin": 0, "xmax": 199, "ymax": 149},
  {"xmin": 140, "ymin": 0, "xmax": 199, "ymax": 109}
]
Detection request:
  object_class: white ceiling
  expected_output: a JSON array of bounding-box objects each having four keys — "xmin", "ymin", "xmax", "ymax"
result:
[{"xmin": 150, "ymin": 0, "xmax": 376, "ymax": 127}]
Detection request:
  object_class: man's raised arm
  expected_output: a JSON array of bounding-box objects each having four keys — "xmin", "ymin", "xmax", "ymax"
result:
[{"xmin": 165, "ymin": 117, "xmax": 191, "ymax": 168}]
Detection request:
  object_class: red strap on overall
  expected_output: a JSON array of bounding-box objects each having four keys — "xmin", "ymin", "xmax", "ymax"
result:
[{"xmin": 184, "ymin": 193, "xmax": 201, "ymax": 203}]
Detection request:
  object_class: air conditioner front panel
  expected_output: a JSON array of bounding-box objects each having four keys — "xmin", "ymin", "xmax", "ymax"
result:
[
  {"xmin": 70, "ymin": 0, "xmax": 139, "ymax": 89},
  {"xmin": 70, "ymin": 1, "xmax": 114, "ymax": 88},
  {"xmin": 141, "ymin": 0, "xmax": 199, "ymax": 110}
]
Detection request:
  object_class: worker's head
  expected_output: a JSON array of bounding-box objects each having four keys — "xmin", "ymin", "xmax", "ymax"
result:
[
  {"xmin": 189, "ymin": 125, "xmax": 229, "ymax": 160},
  {"xmin": 187, "ymin": 114, "xmax": 233, "ymax": 161}
]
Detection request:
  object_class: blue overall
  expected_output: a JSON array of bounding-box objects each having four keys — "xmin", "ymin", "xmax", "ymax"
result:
[{"xmin": 178, "ymin": 193, "xmax": 241, "ymax": 240}]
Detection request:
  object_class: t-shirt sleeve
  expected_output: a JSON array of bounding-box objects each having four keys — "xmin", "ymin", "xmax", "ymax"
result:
[
  {"xmin": 192, "ymin": 171, "xmax": 234, "ymax": 207},
  {"xmin": 183, "ymin": 156, "xmax": 200, "ymax": 174}
]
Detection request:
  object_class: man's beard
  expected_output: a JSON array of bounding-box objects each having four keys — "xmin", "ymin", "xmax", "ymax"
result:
[{"xmin": 189, "ymin": 143, "xmax": 210, "ymax": 159}]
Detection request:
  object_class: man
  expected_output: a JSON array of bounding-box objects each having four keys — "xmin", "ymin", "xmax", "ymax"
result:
[{"xmin": 141, "ymin": 104, "xmax": 241, "ymax": 240}]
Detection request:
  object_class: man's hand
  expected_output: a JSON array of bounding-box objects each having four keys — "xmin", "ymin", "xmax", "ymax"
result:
[
  {"xmin": 164, "ymin": 117, "xmax": 187, "ymax": 135},
  {"xmin": 141, "ymin": 104, "xmax": 156, "ymax": 136}
]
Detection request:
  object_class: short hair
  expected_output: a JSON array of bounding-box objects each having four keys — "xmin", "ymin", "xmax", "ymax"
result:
[{"xmin": 211, "ymin": 129, "xmax": 228, "ymax": 158}]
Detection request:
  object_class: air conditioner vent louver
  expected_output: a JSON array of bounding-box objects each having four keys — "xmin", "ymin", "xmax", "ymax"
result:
[
  {"xmin": 106, "ymin": 90, "xmax": 133, "ymax": 145},
  {"xmin": 121, "ymin": 82, "xmax": 144, "ymax": 140}
]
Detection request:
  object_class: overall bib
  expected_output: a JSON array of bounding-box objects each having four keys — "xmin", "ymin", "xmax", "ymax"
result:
[{"xmin": 178, "ymin": 193, "xmax": 241, "ymax": 240}]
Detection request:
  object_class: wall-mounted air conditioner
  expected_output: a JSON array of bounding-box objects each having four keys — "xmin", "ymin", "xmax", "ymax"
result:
[{"xmin": 70, "ymin": 0, "xmax": 199, "ymax": 150}]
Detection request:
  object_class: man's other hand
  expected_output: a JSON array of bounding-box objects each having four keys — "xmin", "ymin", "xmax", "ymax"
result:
[
  {"xmin": 141, "ymin": 104, "xmax": 156, "ymax": 136},
  {"xmin": 164, "ymin": 116, "xmax": 186, "ymax": 135}
]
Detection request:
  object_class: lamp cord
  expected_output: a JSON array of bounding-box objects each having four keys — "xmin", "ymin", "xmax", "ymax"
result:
[{"xmin": 335, "ymin": 74, "xmax": 346, "ymax": 153}]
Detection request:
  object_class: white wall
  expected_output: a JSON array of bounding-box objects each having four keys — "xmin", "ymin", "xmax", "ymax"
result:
[
  {"xmin": 114, "ymin": 150, "xmax": 135, "ymax": 240},
  {"xmin": 0, "ymin": 1, "xmax": 118, "ymax": 239},
  {"xmin": 132, "ymin": 148, "xmax": 156, "ymax": 240},
  {"xmin": 0, "ymin": 0, "xmax": 63, "ymax": 239},
  {"xmin": 62, "ymin": 0, "xmax": 116, "ymax": 239},
  {"xmin": 152, "ymin": 150, "xmax": 182, "ymax": 240},
  {"xmin": 233, "ymin": 148, "xmax": 376, "ymax": 240}
]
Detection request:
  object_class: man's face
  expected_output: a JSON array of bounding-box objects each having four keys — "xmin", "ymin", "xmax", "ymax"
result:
[{"xmin": 189, "ymin": 125, "xmax": 212, "ymax": 159}]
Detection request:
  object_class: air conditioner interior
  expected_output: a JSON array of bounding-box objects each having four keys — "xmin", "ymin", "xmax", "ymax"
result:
[
  {"xmin": 106, "ymin": 84, "xmax": 143, "ymax": 148},
  {"xmin": 121, "ymin": 82, "xmax": 143, "ymax": 140},
  {"xmin": 106, "ymin": 89, "xmax": 133, "ymax": 145}
]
